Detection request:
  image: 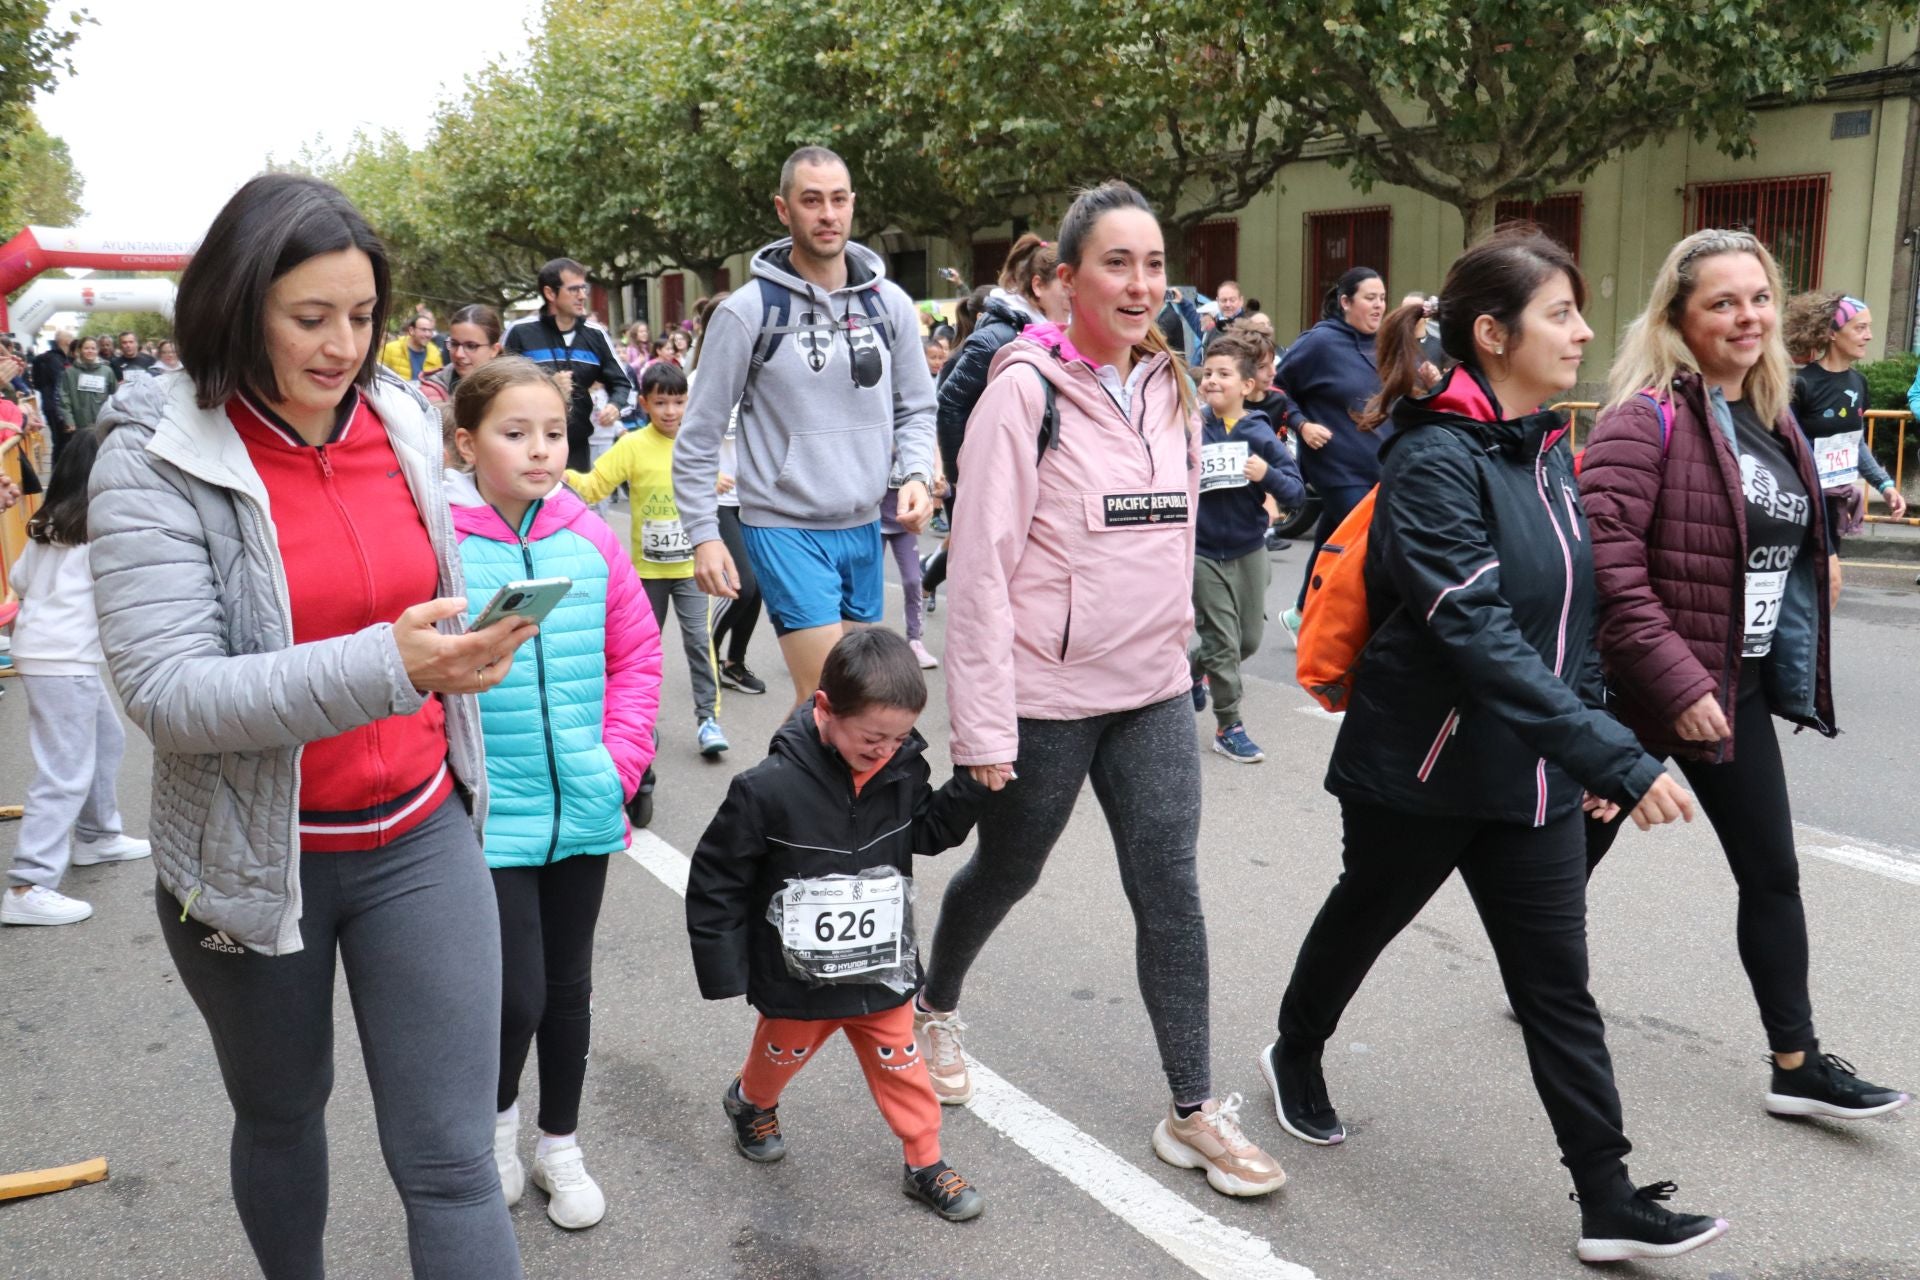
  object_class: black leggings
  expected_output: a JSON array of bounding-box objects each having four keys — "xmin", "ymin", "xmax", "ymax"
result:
[
  {"xmin": 1279, "ymin": 802, "xmax": 1633, "ymax": 1198},
  {"xmin": 493, "ymin": 853, "xmax": 612, "ymax": 1135},
  {"xmin": 709, "ymin": 505, "xmax": 764, "ymax": 665},
  {"xmin": 922, "ymin": 694, "xmax": 1212, "ymax": 1102},
  {"xmin": 1586, "ymin": 662, "xmax": 1815, "ymax": 1053}
]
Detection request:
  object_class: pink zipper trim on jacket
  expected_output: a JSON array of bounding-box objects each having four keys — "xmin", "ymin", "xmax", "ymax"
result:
[
  {"xmin": 1534, "ymin": 438, "xmax": 1575, "ymax": 826},
  {"xmin": 1417, "ymin": 707, "xmax": 1459, "ymax": 781},
  {"xmin": 1425, "ymin": 561, "xmax": 1501, "ymax": 623}
]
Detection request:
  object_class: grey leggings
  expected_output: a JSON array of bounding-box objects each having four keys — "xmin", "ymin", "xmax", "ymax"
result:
[
  {"xmin": 157, "ymin": 796, "xmax": 522, "ymax": 1280},
  {"xmin": 923, "ymin": 694, "xmax": 1212, "ymax": 1101}
]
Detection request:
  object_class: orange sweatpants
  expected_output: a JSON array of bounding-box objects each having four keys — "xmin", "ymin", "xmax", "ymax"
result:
[{"xmin": 738, "ymin": 1002, "xmax": 943, "ymax": 1167}]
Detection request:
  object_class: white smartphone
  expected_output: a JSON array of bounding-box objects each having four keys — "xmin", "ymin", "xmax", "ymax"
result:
[{"xmin": 471, "ymin": 578, "xmax": 572, "ymax": 631}]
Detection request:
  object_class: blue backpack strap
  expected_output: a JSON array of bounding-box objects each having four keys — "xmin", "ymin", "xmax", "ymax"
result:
[{"xmin": 853, "ymin": 284, "xmax": 894, "ymax": 349}]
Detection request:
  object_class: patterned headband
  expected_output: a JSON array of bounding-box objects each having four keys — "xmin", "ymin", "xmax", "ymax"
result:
[{"xmin": 1833, "ymin": 296, "xmax": 1868, "ymax": 330}]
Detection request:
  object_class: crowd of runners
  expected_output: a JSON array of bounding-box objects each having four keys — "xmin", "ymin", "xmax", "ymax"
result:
[{"xmin": 2, "ymin": 139, "xmax": 1916, "ymax": 1279}]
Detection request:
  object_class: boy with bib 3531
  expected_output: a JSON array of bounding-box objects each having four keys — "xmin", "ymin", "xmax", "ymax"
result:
[{"xmin": 685, "ymin": 628, "xmax": 993, "ymax": 1221}]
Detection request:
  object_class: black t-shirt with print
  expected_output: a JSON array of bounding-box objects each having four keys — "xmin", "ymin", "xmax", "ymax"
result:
[
  {"xmin": 1729, "ymin": 398, "xmax": 1811, "ymax": 658},
  {"xmin": 1789, "ymin": 362, "xmax": 1868, "ymax": 441}
]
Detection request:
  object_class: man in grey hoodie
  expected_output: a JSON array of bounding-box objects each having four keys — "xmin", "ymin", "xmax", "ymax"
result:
[{"xmin": 674, "ymin": 145, "xmax": 938, "ymax": 708}]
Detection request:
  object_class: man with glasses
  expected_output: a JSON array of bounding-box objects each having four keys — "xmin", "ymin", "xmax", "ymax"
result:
[
  {"xmin": 380, "ymin": 310, "xmax": 445, "ymax": 384},
  {"xmin": 504, "ymin": 258, "xmax": 633, "ymax": 472},
  {"xmin": 673, "ymin": 145, "xmax": 937, "ymax": 710}
]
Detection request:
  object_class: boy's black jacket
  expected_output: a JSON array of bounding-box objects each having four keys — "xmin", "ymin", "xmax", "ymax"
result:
[{"xmin": 686, "ymin": 705, "xmax": 989, "ymax": 1019}]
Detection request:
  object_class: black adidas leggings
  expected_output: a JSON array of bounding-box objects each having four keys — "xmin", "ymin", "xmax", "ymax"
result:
[
  {"xmin": 709, "ymin": 505, "xmax": 764, "ymax": 665},
  {"xmin": 493, "ymin": 852, "xmax": 612, "ymax": 1135}
]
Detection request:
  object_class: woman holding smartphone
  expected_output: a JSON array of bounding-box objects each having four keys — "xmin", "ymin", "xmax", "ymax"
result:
[{"xmin": 89, "ymin": 174, "xmax": 537, "ymax": 1279}]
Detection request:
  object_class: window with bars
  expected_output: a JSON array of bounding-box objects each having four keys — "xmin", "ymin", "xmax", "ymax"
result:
[
  {"xmin": 1183, "ymin": 220, "xmax": 1240, "ymax": 299},
  {"xmin": 1686, "ymin": 174, "xmax": 1831, "ymax": 292},
  {"xmin": 1494, "ymin": 193, "xmax": 1583, "ymax": 262},
  {"xmin": 1304, "ymin": 207, "xmax": 1391, "ymax": 329}
]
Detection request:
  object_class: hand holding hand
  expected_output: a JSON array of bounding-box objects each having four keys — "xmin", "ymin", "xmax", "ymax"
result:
[
  {"xmin": 967, "ymin": 763, "xmax": 1016, "ymax": 792},
  {"xmin": 395, "ymin": 598, "xmax": 538, "ymax": 696},
  {"xmin": 1581, "ymin": 792, "xmax": 1621, "ymax": 824}
]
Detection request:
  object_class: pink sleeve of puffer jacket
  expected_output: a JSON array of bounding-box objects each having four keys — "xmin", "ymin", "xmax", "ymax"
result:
[
  {"xmin": 583, "ymin": 516, "xmax": 662, "ymax": 798},
  {"xmin": 1578, "ymin": 399, "xmax": 1718, "ymax": 727},
  {"xmin": 945, "ymin": 365, "xmax": 1047, "ymax": 766}
]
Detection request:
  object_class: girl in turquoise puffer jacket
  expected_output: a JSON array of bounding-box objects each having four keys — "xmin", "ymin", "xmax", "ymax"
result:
[{"xmin": 450, "ymin": 356, "xmax": 662, "ymax": 1233}]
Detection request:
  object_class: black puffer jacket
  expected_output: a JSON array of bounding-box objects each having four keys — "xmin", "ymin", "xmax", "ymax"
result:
[
  {"xmin": 936, "ymin": 295, "xmax": 1036, "ymax": 484},
  {"xmin": 1326, "ymin": 366, "xmax": 1664, "ymax": 826},
  {"xmin": 686, "ymin": 706, "xmax": 988, "ymax": 1020}
]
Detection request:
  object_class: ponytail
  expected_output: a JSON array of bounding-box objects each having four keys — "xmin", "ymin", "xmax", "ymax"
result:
[{"xmin": 1357, "ymin": 303, "xmax": 1431, "ymax": 430}]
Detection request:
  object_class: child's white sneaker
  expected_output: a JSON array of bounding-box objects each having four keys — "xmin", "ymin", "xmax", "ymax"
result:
[
  {"xmin": 494, "ymin": 1109, "xmax": 524, "ymax": 1207},
  {"xmin": 531, "ymin": 1139, "xmax": 605, "ymax": 1229},
  {"xmin": 71, "ymin": 834, "xmax": 152, "ymax": 866},
  {"xmin": 2, "ymin": 886, "xmax": 93, "ymax": 926}
]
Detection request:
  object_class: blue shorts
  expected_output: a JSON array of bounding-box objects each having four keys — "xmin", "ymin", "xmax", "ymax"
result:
[{"xmin": 740, "ymin": 521, "xmax": 885, "ymax": 635}]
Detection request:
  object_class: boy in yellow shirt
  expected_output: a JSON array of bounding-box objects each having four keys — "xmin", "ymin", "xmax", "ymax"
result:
[{"xmin": 569, "ymin": 363, "xmax": 728, "ymax": 759}]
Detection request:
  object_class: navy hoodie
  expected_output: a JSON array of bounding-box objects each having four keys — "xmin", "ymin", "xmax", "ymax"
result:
[
  {"xmin": 1196, "ymin": 405, "xmax": 1306, "ymax": 561},
  {"xmin": 1278, "ymin": 317, "xmax": 1383, "ymax": 491}
]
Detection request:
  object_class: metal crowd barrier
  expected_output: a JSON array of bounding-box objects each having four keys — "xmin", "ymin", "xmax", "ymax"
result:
[{"xmin": 1553, "ymin": 401, "xmax": 1917, "ymax": 526}]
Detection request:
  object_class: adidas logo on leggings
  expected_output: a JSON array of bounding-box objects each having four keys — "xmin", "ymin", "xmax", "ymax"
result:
[{"xmin": 199, "ymin": 930, "xmax": 245, "ymax": 955}]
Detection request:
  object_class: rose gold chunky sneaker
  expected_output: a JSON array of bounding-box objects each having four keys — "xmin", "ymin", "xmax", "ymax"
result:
[
  {"xmin": 912, "ymin": 1002, "xmax": 975, "ymax": 1105},
  {"xmin": 1151, "ymin": 1094, "xmax": 1287, "ymax": 1197}
]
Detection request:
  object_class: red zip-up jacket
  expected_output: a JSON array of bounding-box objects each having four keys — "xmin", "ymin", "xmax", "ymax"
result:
[{"xmin": 229, "ymin": 388, "xmax": 453, "ymax": 850}]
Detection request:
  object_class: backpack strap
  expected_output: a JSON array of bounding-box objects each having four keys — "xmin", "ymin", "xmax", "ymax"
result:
[
  {"xmin": 853, "ymin": 283, "xmax": 894, "ymax": 349},
  {"xmin": 1636, "ymin": 389, "xmax": 1674, "ymax": 457},
  {"xmin": 739, "ymin": 276, "xmax": 794, "ymax": 413},
  {"xmin": 1021, "ymin": 364, "xmax": 1062, "ymax": 466}
]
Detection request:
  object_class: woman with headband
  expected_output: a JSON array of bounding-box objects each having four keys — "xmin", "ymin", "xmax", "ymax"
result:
[{"xmin": 1783, "ymin": 293, "xmax": 1908, "ymax": 574}]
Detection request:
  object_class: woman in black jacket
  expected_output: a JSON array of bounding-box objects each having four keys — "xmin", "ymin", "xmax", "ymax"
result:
[
  {"xmin": 1265, "ymin": 230, "xmax": 1722, "ymax": 1264},
  {"xmin": 921, "ymin": 235, "xmax": 1071, "ymax": 603}
]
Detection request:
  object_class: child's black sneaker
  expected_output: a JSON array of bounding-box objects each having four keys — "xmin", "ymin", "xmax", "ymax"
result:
[
  {"xmin": 903, "ymin": 1160, "xmax": 983, "ymax": 1222},
  {"xmin": 1765, "ymin": 1050, "xmax": 1910, "ymax": 1120},
  {"xmin": 719, "ymin": 660, "xmax": 767, "ymax": 695},
  {"xmin": 723, "ymin": 1077, "xmax": 785, "ymax": 1162},
  {"xmin": 1258, "ymin": 1039, "xmax": 1344, "ymax": 1145},
  {"xmin": 1573, "ymin": 1181, "xmax": 1727, "ymax": 1263}
]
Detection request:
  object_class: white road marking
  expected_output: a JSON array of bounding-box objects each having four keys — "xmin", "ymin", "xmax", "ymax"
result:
[
  {"xmin": 1292, "ymin": 704, "xmax": 1344, "ymax": 724},
  {"xmin": 1795, "ymin": 823, "xmax": 1920, "ymax": 887},
  {"xmin": 623, "ymin": 828, "xmax": 1316, "ymax": 1280}
]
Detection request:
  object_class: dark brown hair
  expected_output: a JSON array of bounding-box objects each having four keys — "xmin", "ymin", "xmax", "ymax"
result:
[
  {"xmin": 1055, "ymin": 180, "xmax": 1195, "ymax": 420},
  {"xmin": 690, "ymin": 290, "xmax": 731, "ymax": 371},
  {"xmin": 1358, "ymin": 227, "xmax": 1582, "ymax": 429},
  {"xmin": 1204, "ymin": 332, "xmax": 1264, "ymax": 383},
  {"xmin": 448, "ymin": 303, "xmax": 503, "ymax": 345},
  {"xmin": 999, "ymin": 233, "xmax": 1059, "ymax": 301},
  {"xmin": 819, "ymin": 628, "xmax": 927, "ymax": 717},
  {"xmin": 27, "ymin": 421, "xmax": 100, "ymax": 546},
  {"xmin": 174, "ymin": 174, "xmax": 391, "ymax": 411}
]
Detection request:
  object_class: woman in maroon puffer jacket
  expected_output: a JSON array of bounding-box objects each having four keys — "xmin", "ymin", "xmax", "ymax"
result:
[{"xmin": 1580, "ymin": 228, "xmax": 1909, "ymax": 1124}]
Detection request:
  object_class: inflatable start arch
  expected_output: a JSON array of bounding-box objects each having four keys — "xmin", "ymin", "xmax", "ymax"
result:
[{"xmin": 0, "ymin": 225, "xmax": 197, "ymax": 338}]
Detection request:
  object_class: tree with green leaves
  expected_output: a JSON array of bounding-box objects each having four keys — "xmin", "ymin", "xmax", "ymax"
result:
[
  {"xmin": 1, "ymin": 112, "xmax": 85, "ymax": 228},
  {"xmin": 1270, "ymin": 0, "xmax": 1920, "ymax": 244},
  {"xmin": 0, "ymin": 2, "xmax": 91, "ymax": 233}
]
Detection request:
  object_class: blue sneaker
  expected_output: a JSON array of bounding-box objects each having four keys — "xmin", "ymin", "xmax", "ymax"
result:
[
  {"xmin": 1212, "ymin": 722, "xmax": 1265, "ymax": 764},
  {"xmin": 698, "ymin": 717, "xmax": 730, "ymax": 757},
  {"xmin": 1191, "ymin": 675, "xmax": 1208, "ymax": 712}
]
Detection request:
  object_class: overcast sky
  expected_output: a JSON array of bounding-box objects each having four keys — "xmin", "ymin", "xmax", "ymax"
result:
[{"xmin": 32, "ymin": 0, "xmax": 541, "ymax": 238}]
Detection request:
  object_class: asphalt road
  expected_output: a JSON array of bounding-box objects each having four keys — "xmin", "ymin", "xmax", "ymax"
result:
[{"xmin": 2, "ymin": 521, "xmax": 1916, "ymax": 1280}]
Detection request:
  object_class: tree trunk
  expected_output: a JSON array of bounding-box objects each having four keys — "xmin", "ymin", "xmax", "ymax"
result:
[
  {"xmin": 1460, "ymin": 197, "xmax": 1497, "ymax": 247},
  {"xmin": 693, "ymin": 262, "xmax": 723, "ymax": 296},
  {"xmin": 1160, "ymin": 219, "xmax": 1191, "ymax": 285}
]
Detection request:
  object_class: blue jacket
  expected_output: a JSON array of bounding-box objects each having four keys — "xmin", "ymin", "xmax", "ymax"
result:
[
  {"xmin": 1196, "ymin": 406, "xmax": 1305, "ymax": 561},
  {"xmin": 1279, "ymin": 317, "xmax": 1384, "ymax": 491},
  {"xmin": 450, "ymin": 474, "xmax": 662, "ymax": 867}
]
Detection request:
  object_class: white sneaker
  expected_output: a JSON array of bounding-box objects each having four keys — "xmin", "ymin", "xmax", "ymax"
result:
[
  {"xmin": 909, "ymin": 638, "xmax": 940, "ymax": 669},
  {"xmin": 71, "ymin": 834, "xmax": 152, "ymax": 867},
  {"xmin": 2, "ymin": 886, "xmax": 93, "ymax": 926},
  {"xmin": 494, "ymin": 1110, "xmax": 524, "ymax": 1207},
  {"xmin": 912, "ymin": 1002, "xmax": 974, "ymax": 1105},
  {"xmin": 531, "ymin": 1141, "xmax": 605, "ymax": 1229}
]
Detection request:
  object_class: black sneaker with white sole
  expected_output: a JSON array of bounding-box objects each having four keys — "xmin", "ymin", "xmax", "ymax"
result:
[
  {"xmin": 1765, "ymin": 1051, "xmax": 1911, "ymax": 1120},
  {"xmin": 719, "ymin": 661, "xmax": 767, "ymax": 695},
  {"xmin": 723, "ymin": 1077, "xmax": 786, "ymax": 1162},
  {"xmin": 1573, "ymin": 1181, "xmax": 1727, "ymax": 1263},
  {"xmin": 1259, "ymin": 1039, "xmax": 1344, "ymax": 1145},
  {"xmin": 903, "ymin": 1160, "xmax": 983, "ymax": 1222}
]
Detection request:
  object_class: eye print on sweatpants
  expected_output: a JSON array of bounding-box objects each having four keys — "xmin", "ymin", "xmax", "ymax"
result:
[
  {"xmin": 873, "ymin": 1039, "xmax": 922, "ymax": 1073},
  {"xmin": 764, "ymin": 1043, "xmax": 812, "ymax": 1069}
]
